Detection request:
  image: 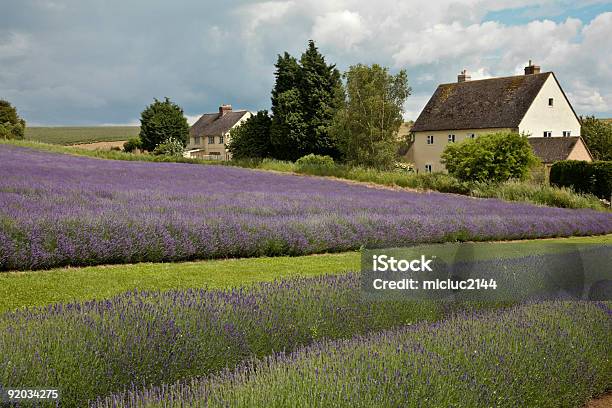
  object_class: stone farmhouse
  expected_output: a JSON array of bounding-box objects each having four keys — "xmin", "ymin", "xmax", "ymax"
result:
[
  {"xmin": 408, "ymin": 61, "xmax": 592, "ymax": 173},
  {"xmin": 186, "ymin": 105, "xmax": 252, "ymax": 160}
]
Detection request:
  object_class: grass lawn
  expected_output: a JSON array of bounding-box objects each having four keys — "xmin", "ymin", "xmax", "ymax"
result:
[
  {"xmin": 1, "ymin": 234, "xmax": 610, "ymax": 313},
  {"xmin": 25, "ymin": 126, "xmax": 139, "ymax": 145},
  {"xmin": 0, "ymin": 253, "xmax": 360, "ymax": 313}
]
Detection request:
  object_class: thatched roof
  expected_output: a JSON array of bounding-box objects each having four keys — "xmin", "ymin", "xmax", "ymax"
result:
[
  {"xmin": 190, "ymin": 110, "xmax": 249, "ymax": 136},
  {"xmin": 412, "ymin": 73, "xmax": 551, "ymax": 132}
]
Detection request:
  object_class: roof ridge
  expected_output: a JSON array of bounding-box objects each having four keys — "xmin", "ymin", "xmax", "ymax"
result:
[{"xmin": 438, "ymin": 72, "xmax": 551, "ymax": 87}]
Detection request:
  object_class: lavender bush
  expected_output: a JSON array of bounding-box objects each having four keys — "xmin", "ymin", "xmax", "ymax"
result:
[
  {"xmin": 1, "ymin": 145, "xmax": 612, "ymax": 271},
  {"xmin": 96, "ymin": 301, "xmax": 612, "ymax": 408},
  {"xmin": 0, "ymin": 273, "xmax": 449, "ymax": 407}
]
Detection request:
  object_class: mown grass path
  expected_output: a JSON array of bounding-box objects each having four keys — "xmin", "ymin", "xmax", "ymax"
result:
[
  {"xmin": 1, "ymin": 234, "xmax": 610, "ymax": 313},
  {"xmin": 0, "ymin": 253, "xmax": 360, "ymax": 312}
]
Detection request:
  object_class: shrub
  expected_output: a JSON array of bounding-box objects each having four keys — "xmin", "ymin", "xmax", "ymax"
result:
[
  {"xmin": 550, "ymin": 160, "xmax": 612, "ymax": 200},
  {"xmin": 152, "ymin": 137, "xmax": 184, "ymax": 157},
  {"xmin": 0, "ymin": 100, "xmax": 25, "ymax": 140},
  {"xmin": 295, "ymin": 154, "xmax": 335, "ymax": 170},
  {"xmin": 471, "ymin": 180, "xmax": 604, "ymax": 210},
  {"xmin": 139, "ymin": 97, "xmax": 189, "ymax": 151},
  {"xmin": 123, "ymin": 137, "xmax": 142, "ymax": 153},
  {"xmin": 412, "ymin": 172, "xmax": 471, "ymax": 194},
  {"xmin": 441, "ymin": 132, "xmax": 538, "ymax": 182},
  {"xmin": 393, "ymin": 161, "xmax": 414, "ymax": 173},
  {"xmin": 0, "ymin": 122, "xmax": 25, "ymax": 140}
]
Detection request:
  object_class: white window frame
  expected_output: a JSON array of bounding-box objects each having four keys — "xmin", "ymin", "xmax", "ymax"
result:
[
  {"xmin": 562, "ymin": 131, "xmax": 571, "ymax": 137},
  {"xmin": 426, "ymin": 135, "xmax": 434, "ymax": 145},
  {"xmin": 219, "ymin": 134, "xmax": 224, "ymax": 144},
  {"xmin": 208, "ymin": 136, "xmax": 215, "ymax": 144},
  {"xmin": 543, "ymin": 131, "xmax": 552, "ymax": 138},
  {"xmin": 468, "ymin": 133, "xmax": 475, "ymax": 139},
  {"xmin": 425, "ymin": 164, "xmax": 432, "ymax": 173},
  {"xmin": 194, "ymin": 136, "xmax": 201, "ymax": 145},
  {"xmin": 448, "ymin": 134, "xmax": 455, "ymax": 143}
]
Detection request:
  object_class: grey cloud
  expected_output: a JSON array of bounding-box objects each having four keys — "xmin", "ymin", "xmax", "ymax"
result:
[{"xmin": 0, "ymin": 0, "xmax": 611, "ymax": 125}]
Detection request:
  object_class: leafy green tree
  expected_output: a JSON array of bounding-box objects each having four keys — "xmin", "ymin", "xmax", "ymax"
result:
[
  {"xmin": 0, "ymin": 100, "xmax": 26, "ymax": 140},
  {"xmin": 580, "ymin": 116, "xmax": 612, "ymax": 161},
  {"xmin": 139, "ymin": 98, "xmax": 189, "ymax": 152},
  {"xmin": 441, "ymin": 132, "xmax": 538, "ymax": 182},
  {"xmin": 270, "ymin": 40, "xmax": 344, "ymax": 161},
  {"xmin": 123, "ymin": 137, "xmax": 142, "ymax": 153},
  {"xmin": 330, "ymin": 64, "xmax": 411, "ymax": 169},
  {"xmin": 227, "ymin": 110, "xmax": 272, "ymax": 159}
]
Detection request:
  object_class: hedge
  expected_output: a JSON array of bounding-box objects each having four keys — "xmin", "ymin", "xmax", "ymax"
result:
[{"xmin": 550, "ymin": 160, "xmax": 612, "ymax": 200}]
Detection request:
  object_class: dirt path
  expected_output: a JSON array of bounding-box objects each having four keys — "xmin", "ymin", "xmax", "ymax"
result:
[{"xmin": 584, "ymin": 393, "xmax": 612, "ymax": 408}]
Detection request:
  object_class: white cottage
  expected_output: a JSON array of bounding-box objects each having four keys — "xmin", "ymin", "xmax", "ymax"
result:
[{"xmin": 408, "ymin": 61, "xmax": 591, "ymax": 172}]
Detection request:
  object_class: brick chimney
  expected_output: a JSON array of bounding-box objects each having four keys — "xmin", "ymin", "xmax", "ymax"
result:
[
  {"xmin": 219, "ymin": 104, "xmax": 232, "ymax": 116},
  {"xmin": 457, "ymin": 69, "xmax": 471, "ymax": 83},
  {"xmin": 524, "ymin": 60, "xmax": 541, "ymax": 75}
]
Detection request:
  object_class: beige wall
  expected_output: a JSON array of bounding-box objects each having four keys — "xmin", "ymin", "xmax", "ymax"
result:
[
  {"xmin": 518, "ymin": 75, "xmax": 581, "ymax": 138},
  {"xmin": 408, "ymin": 128, "xmax": 512, "ymax": 173},
  {"xmin": 188, "ymin": 112, "xmax": 252, "ymax": 160},
  {"xmin": 567, "ymin": 139, "xmax": 593, "ymax": 162}
]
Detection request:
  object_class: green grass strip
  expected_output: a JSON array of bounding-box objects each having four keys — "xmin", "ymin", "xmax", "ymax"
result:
[
  {"xmin": 1, "ymin": 234, "xmax": 610, "ymax": 313},
  {"xmin": 0, "ymin": 253, "xmax": 360, "ymax": 313}
]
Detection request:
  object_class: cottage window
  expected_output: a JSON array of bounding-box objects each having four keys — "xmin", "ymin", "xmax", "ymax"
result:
[
  {"xmin": 548, "ymin": 98, "xmax": 554, "ymax": 106},
  {"xmin": 194, "ymin": 136, "xmax": 201, "ymax": 145},
  {"xmin": 468, "ymin": 133, "xmax": 475, "ymax": 139},
  {"xmin": 427, "ymin": 135, "xmax": 434, "ymax": 145},
  {"xmin": 219, "ymin": 135, "xmax": 224, "ymax": 144},
  {"xmin": 543, "ymin": 131, "xmax": 552, "ymax": 138},
  {"xmin": 425, "ymin": 164, "xmax": 432, "ymax": 173},
  {"xmin": 562, "ymin": 131, "xmax": 571, "ymax": 137},
  {"xmin": 208, "ymin": 136, "xmax": 215, "ymax": 144},
  {"xmin": 448, "ymin": 134, "xmax": 455, "ymax": 143}
]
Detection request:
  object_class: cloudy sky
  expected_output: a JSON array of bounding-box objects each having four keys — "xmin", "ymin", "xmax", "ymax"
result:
[{"xmin": 1, "ymin": 0, "xmax": 611, "ymax": 125}]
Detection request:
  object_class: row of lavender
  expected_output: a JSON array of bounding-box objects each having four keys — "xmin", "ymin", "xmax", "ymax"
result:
[
  {"xmin": 0, "ymin": 273, "xmax": 456, "ymax": 407},
  {"xmin": 95, "ymin": 301, "xmax": 611, "ymax": 408},
  {"xmin": 2, "ymin": 145, "xmax": 612, "ymax": 270}
]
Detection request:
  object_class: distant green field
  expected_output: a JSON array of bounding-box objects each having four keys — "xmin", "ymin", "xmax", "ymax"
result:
[{"xmin": 25, "ymin": 126, "xmax": 140, "ymax": 145}]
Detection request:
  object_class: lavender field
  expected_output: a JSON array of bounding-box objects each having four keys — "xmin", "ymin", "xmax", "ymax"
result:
[
  {"xmin": 96, "ymin": 301, "xmax": 612, "ymax": 408},
  {"xmin": 0, "ymin": 274, "xmax": 445, "ymax": 406},
  {"xmin": 2, "ymin": 145, "xmax": 612, "ymax": 271}
]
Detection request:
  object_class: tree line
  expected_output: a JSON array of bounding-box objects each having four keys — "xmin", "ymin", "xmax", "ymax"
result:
[{"xmin": 228, "ymin": 40, "xmax": 412, "ymax": 169}]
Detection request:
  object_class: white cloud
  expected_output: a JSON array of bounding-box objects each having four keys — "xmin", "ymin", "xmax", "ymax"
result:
[
  {"xmin": 312, "ymin": 10, "xmax": 370, "ymax": 50},
  {"xmin": 239, "ymin": 1, "xmax": 296, "ymax": 39},
  {"xmin": 0, "ymin": 32, "xmax": 29, "ymax": 59},
  {"xmin": 185, "ymin": 114, "xmax": 202, "ymax": 126},
  {"xmin": 566, "ymin": 82, "xmax": 609, "ymax": 113}
]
